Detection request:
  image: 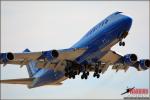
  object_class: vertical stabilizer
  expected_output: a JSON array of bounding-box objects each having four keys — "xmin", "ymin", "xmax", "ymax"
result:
[{"xmin": 23, "ymin": 49, "xmax": 40, "ymax": 77}]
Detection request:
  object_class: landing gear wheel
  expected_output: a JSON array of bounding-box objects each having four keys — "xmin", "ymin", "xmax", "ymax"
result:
[
  {"xmin": 86, "ymin": 72, "xmax": 89, "ymax": 76},
  {"xmin": 99, "ymin": 70, "xmax": 102, "ymax": 73},
  {"xmin": 81, "ymin": 72, "xmax": 88, "ymax": 79},
  {"xmin": 74, "ymin": 71, "xmax": 77, "ymax": 75},
  {"xmin": 93, "ymin": 72, "xmax": 100, "ymax": 78},
  {"xmin": 119, "ymin": 41, "xmax": 125, "ymax": 46},
  {"xmin": 122, "ymin": 42, "xmax": 125, "ymax": 46},
  {"xmin": 85, "ymin": 75, "xmax": 88, "ymax": 79},
  {"xmin": 119, "ymin": 42, "xmax": 122, "ymax": 46},
  {"xmin": 72, "ymin": 75, "xmax": 75, "ymax": 79},
  {"xmin": 96, "ymin": 74, "xmax": 100, "ymax": 78},
  {"xmin": 65, "ymin": 73, "xmax": 68, "ymax": 77},
  {"xmin": 93, "ymin": 73, "xmax": 96, "ymax": 77},
  {"xmin": 69, "ymin": 75, "xmax": 72, "ymax": 79},
  {"xmin": 81, "ymin": 75, "xmax": 84, "ymax": 79}
]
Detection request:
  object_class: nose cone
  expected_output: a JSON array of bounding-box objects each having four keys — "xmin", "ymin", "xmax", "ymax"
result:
[
  {"xmin": 125, "ymin": 16, "xmax": 132, "ymax": 28},
  {"xmin": 126, "ymin": 16, "xmax": 132, "ymax": 25},
  {"xmin": 122, "ymin": 16, "xmax": 132, "ymax": 32}
]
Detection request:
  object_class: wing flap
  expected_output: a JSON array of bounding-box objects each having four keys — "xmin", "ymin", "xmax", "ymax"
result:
[
  {"xmin": 100, "ymin": 50, "xmax": 122, "ymax": 63},
  {"xmin": 99, "ymin": 50, "xmax": 124, "ymax": 72}
]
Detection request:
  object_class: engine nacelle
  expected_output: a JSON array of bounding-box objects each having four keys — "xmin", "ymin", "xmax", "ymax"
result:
[
  {"xmin": 0, "ymin": 52, "xmax": 14, "ymax": 63},
  {"xmin": 41, "ymin": 50, "xmax": 59, "ymax": 61},
  {"xmin": 123, "ymin": 54, "xmax": 137, "ymax": 65},
  {"xmin": 138, "ymin": 59, "xmax": 150, "ymax": 70}
]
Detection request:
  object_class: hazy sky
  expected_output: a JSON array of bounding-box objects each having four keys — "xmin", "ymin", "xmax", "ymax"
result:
[{"xmin": 1, "ymin": 1, "xmax": 149, "ymax": 99}]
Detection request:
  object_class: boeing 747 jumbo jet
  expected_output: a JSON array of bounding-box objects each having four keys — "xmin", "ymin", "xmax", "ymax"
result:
[{"xmin": 0, "ymin": 12, "xmax": 150, "ymax": 88}]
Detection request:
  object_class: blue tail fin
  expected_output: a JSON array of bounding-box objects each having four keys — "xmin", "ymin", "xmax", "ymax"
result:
[
  {"xmin": 23, "ymin": 48, "xmax": 41, "ymax": 77},
  {"xmin": 23, "ymin": 48, "xmax": 31, "ymax": 52}
]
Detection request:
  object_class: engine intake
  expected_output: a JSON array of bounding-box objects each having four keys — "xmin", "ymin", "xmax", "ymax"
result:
[
  {"xmin": 6, "ymin": 52, "xmax": 14, "ymax": 60},
  {"xmin": 0, "ymin": 52, "xmax": 14, "ymax": 63},
  {"xmin": 139, "ymin": 59, "xmax": 150, "ymax": 70},
  {"xmin": 145, "ymin": 60, "xmax": 150, "ymax": 68},
  {"xmin": 40, "ymin": 49, "xmax": 59, "ymax": 61},
  {"xmin": 123, "ymin": 54, "xmax": 137, "ymax": 65},
  {"xmin": 51, "ymin": 50, "xmax": 59, "ymax": 58}
]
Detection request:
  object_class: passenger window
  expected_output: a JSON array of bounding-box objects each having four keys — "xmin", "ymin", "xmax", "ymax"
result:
[{"xmin": 105, "ymin": 19, "xmax": 108, "ymax": 24}]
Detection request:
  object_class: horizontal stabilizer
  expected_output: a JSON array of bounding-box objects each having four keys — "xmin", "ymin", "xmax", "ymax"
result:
[{"xmin": 0, "ymin": 78, "xmax": 34, "ymax": 85}]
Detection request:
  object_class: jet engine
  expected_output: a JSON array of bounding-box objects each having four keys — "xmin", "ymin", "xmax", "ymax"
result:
[
  {"xmin": 40, "ymin": 50, "xmax": 59, "ymax": 61},
  {"xmin": 138, "ymin": 59, "xmax": 150, "ymax": 70},
  {"xmin": 123, "ymin": 54, "xmax": 137, "ymax": 65},
  {"xmin": 0, "ymin": 52, "xmax": 14, "ymax": 63}
]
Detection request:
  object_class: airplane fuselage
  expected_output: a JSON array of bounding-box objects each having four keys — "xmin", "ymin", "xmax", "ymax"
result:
[{"xmin": 30, "ymin": 12, "xmax": 132, "ymax": 88}]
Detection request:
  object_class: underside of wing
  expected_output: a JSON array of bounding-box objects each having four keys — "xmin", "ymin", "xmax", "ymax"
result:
[
  {"xmin": 97, "ymin": 50, "xmax": 122, "ymax": 73},
  {"xmin": 58, "ymin": 48, "xmax": 87, "ymax": 60},
  {"xmin": 0, "ymin": 48, "xmax": 87, "ymax": 68},
  {"xmin": 100, "ymin": 50, "xmax": 150, "ymax": 72},
  {"xmin": 100, "ymin": 50, "xmax": 122, "ymax": 64}
]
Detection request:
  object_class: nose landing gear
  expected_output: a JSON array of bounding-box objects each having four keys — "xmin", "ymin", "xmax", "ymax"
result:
[
  {"xmin": 119, "ymin": 32, "xmax": 128, "ymax": 46},
  {"xmin": 119, "ymin": 41, "xmax": 125, "ymax": 46}
]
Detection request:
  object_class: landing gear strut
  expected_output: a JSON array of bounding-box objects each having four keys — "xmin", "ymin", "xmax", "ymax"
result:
[
  {"xmin": 119, "ymin": 32, "xmax": 128, "ymax": 46},
  {"xmin": 81, "ymin": 72, "xmax": 89, "ymax": 79},
  {"xmin": 64, "ymin": 60, "xmax": 79, "ymax": 79},
  {"xmin": 81, "ymin": 65, "xmax": 90, "ymax": 79},
  {"xmin": 65, "ymin": 68, "xmax": 78, "ymax": 79},
  {"xmin": 93, "ymin": 73, "xmax": 100, "ymax": 78},
  {"xmin": 93, "ymin": 62, "xmax": 101, "ymax": 78}
]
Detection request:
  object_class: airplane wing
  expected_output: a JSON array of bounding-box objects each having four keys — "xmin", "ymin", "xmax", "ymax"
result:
[
  {"xmin": 100, "ymin": 50, "xmax": 150, "ymax": 73},
  {"xmin": 1, "ymin": 48, "xmax": 149, "ymax": 75},
  {"xmin": 0, "ymin": 48, "xmax": 87, "ymax": 68}
]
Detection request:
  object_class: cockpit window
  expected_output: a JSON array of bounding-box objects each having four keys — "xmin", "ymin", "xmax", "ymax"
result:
[{"xmin": 114, "ymin": 11, "xmax": 123, "ymax": 15}]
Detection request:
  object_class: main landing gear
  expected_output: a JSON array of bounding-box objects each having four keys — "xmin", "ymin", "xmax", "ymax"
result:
[
  {"xmin": 81, "ymin": 71, "xmax": 89, "ymax": 79},
  {"xmin": 119, "ymin": 32, "xmax": 128, "ymax": 46},
  {"xmin": 93, "ymin": 62, "xmax": 101, "ymax": 79},
  {"xmin": 64, "ymin": 67, "xmax": 78, "ymax": 79},
  {"xmin": 64, "ymin": 60, "xmax": 79, "ymax": 79},
  {"xmin": 81, "ymin": 65, "xmax": 90, "ymax": 79},
  {"xmin": 64, "ymin": 60, "xmax": 103, "ymax": 80}
]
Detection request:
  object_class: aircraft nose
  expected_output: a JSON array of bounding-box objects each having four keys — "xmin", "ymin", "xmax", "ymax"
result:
[
  {"xmin": 122, "ymin": 16, "xmax": 132, "ymax": 31},
  {"xmin": 117, "ymin": 16, "xmax": 133, "ymax": 39},
  {"xmin": 124, "ymin": 16, "xmax": 132, "ymax": 27}
]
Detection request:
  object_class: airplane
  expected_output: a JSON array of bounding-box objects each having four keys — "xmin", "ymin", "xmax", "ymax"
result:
[
  {"xmin": 121, "ymin": 87, "xmax": 135, "ymax": 95},
  {"xmin": 0, "ymin": 11, "xmax": 150, "ymax": 88}
]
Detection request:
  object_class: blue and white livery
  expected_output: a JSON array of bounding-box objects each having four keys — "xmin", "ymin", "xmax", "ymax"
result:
[{"xmin": 0, "ymin": 12, "xmax": 149, "ymax": 88}]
